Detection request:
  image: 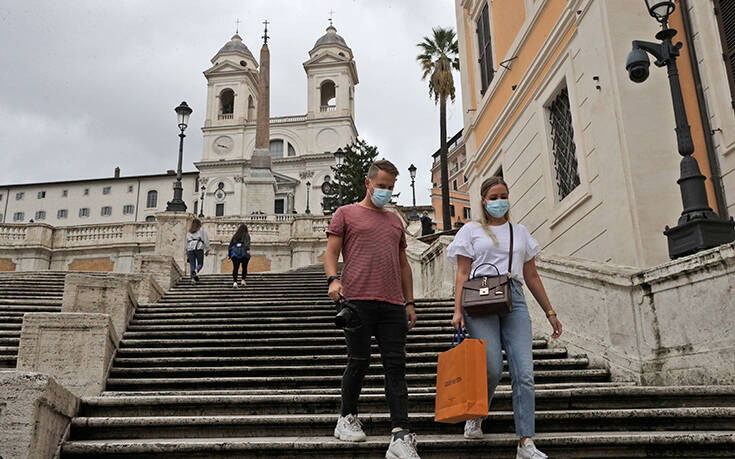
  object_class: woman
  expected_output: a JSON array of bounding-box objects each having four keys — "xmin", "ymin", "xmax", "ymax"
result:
[
  {"xmin": 185, "ymin": 218, "xmax": 210, "ymax": 284},
  {"xmin": 228, "ymin": 224, "xmax": 251, "ymax": 288},
  {"xmin": 446, "ymin": 176, "xmax": 562, "ymax": 459}
]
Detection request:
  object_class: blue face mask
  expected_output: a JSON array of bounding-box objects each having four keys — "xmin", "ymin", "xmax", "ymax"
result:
[
  {"xmin": 485, "ymin": 199, "xmax": 509, "ymax": 218},
  {"xmin": 371, "ymin": 187, "xmax": 392, "ymax": 208}
]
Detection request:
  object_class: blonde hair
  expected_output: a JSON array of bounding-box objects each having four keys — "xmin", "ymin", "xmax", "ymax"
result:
[{"xmin": 477, "ymin": 176, "xmax": 510, "ymax": 244}]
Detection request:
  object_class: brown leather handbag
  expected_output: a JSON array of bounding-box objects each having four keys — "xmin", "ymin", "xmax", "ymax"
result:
[{"xmin": 460, "ymin": 223, "xmax": 514, "ymax": 316}]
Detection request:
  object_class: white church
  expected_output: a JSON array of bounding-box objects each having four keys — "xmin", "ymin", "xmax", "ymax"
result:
[{"xmin": 0, "ymin": 23, "xmax": 358, "ymax": 224}]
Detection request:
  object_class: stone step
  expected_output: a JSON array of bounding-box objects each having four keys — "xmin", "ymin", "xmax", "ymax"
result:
[
  {"xmin": 0, "ymin": 323, "xmax": 21, "ymax": 330},
  {"xmin": 78, "ymin": 386, "xmax": 735, "ymax": 417},
  {"xmin": 124, "ymin": 318, "xmax": 464, "ymax": 330},
  {"xmin": 105, "ymin": 369, "xmax": 610, "ymax": 391},
  {"xmin": 0, "ymin": 355, "xmax": 16, "ymax": 368},
  {"xmin": 108, "ymin": 358, "xmax": 590, "ymax": 379},
  {"xmin": 99, "ymin": 381, "xmax": 637, "ymax": 397},
  {"xmin": 0, "ymin": 330, "xmax": 20, "ymax": 337},
  {"xmin": 117, "ymin": 334, "xmax": 532, "ymax": 348},
  {"xmin": 58, "ymin": 431, "xmax": 735, "ymax": 459},
  {"xmin": 68, "ymin": 408, "xmax": 735, "ymax": 441},
  {"xmin": 130, "ymin": 309, "xmax": 454, "ymax": 319},
  {"xmin": 0, "ymin": 337, "xmax": 19, "ymax": 346},
  {"xmin": 0, "ymin": 301, "xmax": 61, "ymax": 308},
  {"xmin": 114, "ymin": 340, "xmax": 550, "ymax": 357},
  {"xmin": 111, "ymin": 349, "xmax": 570, "ymax": 368},
  {"xmin": 121, "ymin": 327, "xmax": 464, "ymax": 339},
  {"xmin": 0, "ymin": 345, "xmax": 19, "ymax": 355}
]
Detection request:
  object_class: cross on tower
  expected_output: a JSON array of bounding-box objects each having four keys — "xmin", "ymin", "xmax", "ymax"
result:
[
  {"xmin": 235, "ymin": 18, "xmax": 241, "ymax": 34},
  {"xmin": 328, "ymin": 10, "xmax": 335, "ymax": 26},
  {"xmin": 262, "ymin": 19, "xmax": 270, "ymax": 44}
]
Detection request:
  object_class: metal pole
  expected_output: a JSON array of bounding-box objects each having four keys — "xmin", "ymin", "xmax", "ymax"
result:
[
  {"xmin": 166, "ymin": 129, "xmax": 187, "ymax": 211},
  {"xmin": 305, "ymin": 182, "xmax": 311, "ymax": 214}
]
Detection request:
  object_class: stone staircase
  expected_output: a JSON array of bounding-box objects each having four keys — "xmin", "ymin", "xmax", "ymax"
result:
[
  {"xmin": 53, "ymin": 271, "xmax": 735, "ymax": 457},
  {"xmin": 0, "ymin": 271, "xmax": 67, "ymax": 369}
]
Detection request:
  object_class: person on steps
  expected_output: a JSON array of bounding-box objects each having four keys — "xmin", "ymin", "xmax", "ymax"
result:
[
  {"xmin": 446, "ymin": 176, "xmax": 563, "ymax": 459},
  {"xmin": 185, "ymin": 218, "xmax": 210, "ymax": 284},
  {"xmin": 228, "ymin": 224, "xmax": 251, "ymax": 288},
  {"xmin": 325, "ymin": 159, "xmax": 421, "ymax": 459}
]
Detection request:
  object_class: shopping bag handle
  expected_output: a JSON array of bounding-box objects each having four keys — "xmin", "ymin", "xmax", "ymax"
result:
[{"xmin": 451, "ymin": 328, "xmax": 468, "ymax": 348}]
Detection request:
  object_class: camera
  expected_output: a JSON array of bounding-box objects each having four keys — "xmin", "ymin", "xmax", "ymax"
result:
[
  {"xmin": 334, "ymin": 297, "xmax": 361, "ymax": 329},
  {"xmin": 626, "ymin": 47, "xmax": 650, "ymax": 83}
]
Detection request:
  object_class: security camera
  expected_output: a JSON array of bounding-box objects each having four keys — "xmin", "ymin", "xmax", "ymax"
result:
[{"xmin": 626, "ymin": 47, "xmax": 650, "ymax": 83}]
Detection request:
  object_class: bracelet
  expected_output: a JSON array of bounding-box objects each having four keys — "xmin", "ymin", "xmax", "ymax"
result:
[
  {"xmin": 405, "ymin": 301, "xmax": 416, "ymax": 307},
  {"xmin": 327, "ymin": 275, "xmax": 340, "ymax": 286},
  {"xmin": 545, "ymin": 309, "xmax": 557, "ymax": 317}
]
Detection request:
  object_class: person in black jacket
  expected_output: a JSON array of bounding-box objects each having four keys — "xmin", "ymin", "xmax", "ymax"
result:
[{"xmin": 228, "ymin": 224, "xmax": 251, "ymax": 288}]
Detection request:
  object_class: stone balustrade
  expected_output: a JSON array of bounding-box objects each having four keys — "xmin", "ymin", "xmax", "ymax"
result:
[{"xmin": 0, "ymin": 214, "xmax": 333, "ymax": 274}]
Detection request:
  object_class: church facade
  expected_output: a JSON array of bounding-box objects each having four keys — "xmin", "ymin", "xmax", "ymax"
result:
[{"xmin": 0, "ymin": 23, "xmax": 358, "ymax": 225}]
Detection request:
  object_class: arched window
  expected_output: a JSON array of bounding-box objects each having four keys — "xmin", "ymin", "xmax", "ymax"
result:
[
  {"xmin": 287, "ymin": 143, "xmax": 296, "ymax": 157},
  {"xmin": 269, "ymin": 139, "xmax": 284, "ymax": 159},
  {"xmin": 320, "ymin": 80, "xmax": 336, "ymax": 111},
  {"xmin": 247, "ymin": 95, "xmax": 255, "ymax": 121},
  {"xmin": 146, "ymin": 190, "xmax": 158, "ymax": 208},
  {"xmin": 219, "ymin": 88, "xmax": 234, "ymax": 118},
  {"xmin": 145, "ymin": 215, "xmax": 156, "ymax": 222}
]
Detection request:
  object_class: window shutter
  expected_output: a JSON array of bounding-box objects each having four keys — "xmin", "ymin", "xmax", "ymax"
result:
[{"xmin": 714, "ymin": 0, "xmax": 735, "ymax": 110}]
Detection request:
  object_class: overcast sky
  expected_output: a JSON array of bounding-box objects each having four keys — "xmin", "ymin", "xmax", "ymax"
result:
[{"xmin": 0, "ymin": 0, "xmax": 463, "ymax": 207}]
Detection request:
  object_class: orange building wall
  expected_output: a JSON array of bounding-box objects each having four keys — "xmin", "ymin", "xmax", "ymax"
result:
[
  {"xmin": 491, "ymin": 0, "xmax": 526, "ymax": 64},
  {"xmin": 668, "ymin": 0, "xmax": 719, "ymax": 213}
]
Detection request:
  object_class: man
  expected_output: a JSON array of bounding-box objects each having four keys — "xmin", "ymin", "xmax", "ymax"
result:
[
  {"xmin": 324, "ymin": 159, "xmax": 420, "ymax": 459},
  {"xmin": 419, "ymin": 211, "xmax": 433, "ymax": 236}
]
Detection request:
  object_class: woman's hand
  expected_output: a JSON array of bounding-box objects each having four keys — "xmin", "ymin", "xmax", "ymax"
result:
[
  {"xmin": 205, "ymin": 250, "xmax": 210, "ymax": 256},
  {"xmin": 451, "ymin": 311, "xmax": 465, "ymax": 331},
  {"xmin": 548, "ymin": 315, "xmax": 562, "ymax": 339}
]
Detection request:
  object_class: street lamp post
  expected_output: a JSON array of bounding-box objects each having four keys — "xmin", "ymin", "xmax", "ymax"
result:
[
  {"xmin": 625, "ymin": 0, "xmax": 734, "ymax": 259},
  {"xmin": 166, "ymin": 101, "xmax": 192, "ymax": 212},
  {"xmin": 305, "ymin": 181, "xmax": 311, "ymax": 214},
  {"xmin": 334, "ymin": 148, "xmax": 344, "ymax": 206},
  {"xmin": 198, "ymin": 185, "xmax": 206, "ymax": 218},
  {"xmin": 408, "ymin": 164, "xmax": 419, "ymax": 221}
]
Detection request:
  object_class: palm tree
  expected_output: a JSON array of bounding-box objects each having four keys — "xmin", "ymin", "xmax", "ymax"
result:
[{"xmin": 417, "ymin": 27, "xmax": 459, "ymax": 231}]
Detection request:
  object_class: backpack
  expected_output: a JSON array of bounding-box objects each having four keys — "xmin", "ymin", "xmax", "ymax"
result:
[{"xmin": 230, "ymin": 242, "xmax": 249, "ymax": 260}]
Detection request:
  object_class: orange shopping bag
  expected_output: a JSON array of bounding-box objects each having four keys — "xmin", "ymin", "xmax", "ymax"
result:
[{"xmin": 434, "ymin": 329, "xmax": 488, "ymax": 423}]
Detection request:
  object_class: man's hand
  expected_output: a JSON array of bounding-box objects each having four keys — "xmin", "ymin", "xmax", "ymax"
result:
[
  {"xmin": 328, "ymin": 279, "xmax": 344, "ymax": 302},
  {"xmin": 406, "ymin": 305, "xmax": 417, "ymax": 330}
]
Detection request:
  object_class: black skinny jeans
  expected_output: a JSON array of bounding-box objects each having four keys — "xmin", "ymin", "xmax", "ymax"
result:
[
  {"xmin": 340, "ymin": 300, "xmax": 409, "ymax": 430},
  {"xmin": 232, "ymin": 257, "xmax": 249, "ymax": 282}
]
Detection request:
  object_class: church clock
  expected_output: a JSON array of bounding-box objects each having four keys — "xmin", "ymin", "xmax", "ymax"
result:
[{"xmin": 213, "ymin": 136, "xmax": 234, "ymax": 154}]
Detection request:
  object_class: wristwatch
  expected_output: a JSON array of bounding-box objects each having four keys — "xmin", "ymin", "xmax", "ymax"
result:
[{"xmin": 327, "ymin": 275, "xmax": 340, "ymax": 286}]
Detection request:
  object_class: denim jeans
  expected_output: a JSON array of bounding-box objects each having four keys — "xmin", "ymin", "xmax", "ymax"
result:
[
  {"xmin": 187, "ymin": 249, "xmax": 204, "ymax": 278},
  {"xmin": 463, "ymin": 278, "xmax": 535, "ymax": 437},
  {"xmin": 340, "ymin": 300, "xmax": 410, "ymax": 430}
]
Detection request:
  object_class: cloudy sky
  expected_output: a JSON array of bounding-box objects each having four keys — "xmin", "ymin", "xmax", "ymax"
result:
[{"xmin": 0, "ymin": 0, "xmax": 463, "ymax": 207}]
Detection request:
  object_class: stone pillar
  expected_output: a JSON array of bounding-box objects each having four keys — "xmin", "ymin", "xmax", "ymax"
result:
[
  {"xmin": 61, "ymin": 273, "xmax": 138, "ymax": 339},
  {"xmin": 0, "ymin": 372, "xmax": 79, "ymax": 459},
  {"xmin": 154, "ymin": 212, "xmax": 194, "ymax": 272},
  {"xmin": 15, "ymin": 223, "xmax": 54, "ymax": 271},
  {"xmin": 17, "ymin": 313, "xmax": 118, "ymax": 397},
  {"xmin": 134, "ymin": 254, "xmax": 183, "ymax": 292}
]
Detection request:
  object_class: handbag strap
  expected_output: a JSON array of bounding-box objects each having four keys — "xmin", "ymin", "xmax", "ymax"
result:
[
  {"xmin": 451, "ymin": 328, "xmax": 468, "ymax": 348},
  {"xmin": 508, "ymin": 222, "xmax": 514, "ymax": 276}
]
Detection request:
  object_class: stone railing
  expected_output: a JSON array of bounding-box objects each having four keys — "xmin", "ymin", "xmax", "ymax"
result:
[
  {"xmin": 320, "ymin": 105, "xmax": 336, "ymax": 112},
  {"xmin": 0, "ymin": 225, "xmax": 27, "ymax": 242},
  {"xmin": 218, "ymin": 114, "xmax": 233, "ymax": 120}
]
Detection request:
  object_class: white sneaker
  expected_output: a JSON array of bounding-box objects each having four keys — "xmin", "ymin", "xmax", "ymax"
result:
[
  {"xmin": 241, "ymin": 279, "xmax": 247, "ymax": 287},
  {"xmin": 516, "ymin": 438, "xmax": 548, "ymax": 459},
  {"xmin": 232, "ymin": 282, "xmax": 238, "ymax": 288},
  {"xmin": 386, "ymin": 430, "xmax": 420, "ymax": 459},
  {"xmin": 333, "ymin": 414, "xmax": 366, "ymax": 442},
  {"xmin": 464, "ymin": 417, "xmax": 483, "ymax": 439}
]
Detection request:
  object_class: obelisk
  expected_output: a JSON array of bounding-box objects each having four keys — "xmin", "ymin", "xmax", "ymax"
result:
[{"xmin": 244, "ymin": 20, "xmax": 277, "ymax": 214}]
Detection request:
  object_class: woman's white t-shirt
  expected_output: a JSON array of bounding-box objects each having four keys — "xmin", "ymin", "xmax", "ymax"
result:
[{"xmin": 446, "ymin": 221, "xmax": 540, "ymax": 284}]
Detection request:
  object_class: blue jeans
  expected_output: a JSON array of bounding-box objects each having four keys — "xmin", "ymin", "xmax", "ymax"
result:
[
  {"xmin": 463, "ymin": 278, "xmax": 535, "ymax": 437},
  {"xmin": 187, "ymin": 249, "xmax": 204, "ymax": 278}
]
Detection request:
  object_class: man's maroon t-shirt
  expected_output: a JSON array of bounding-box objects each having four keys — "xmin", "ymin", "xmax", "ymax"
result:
[{"xmin": 326, "ymin": 203, "xmax": 407, "ymax": 306}]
